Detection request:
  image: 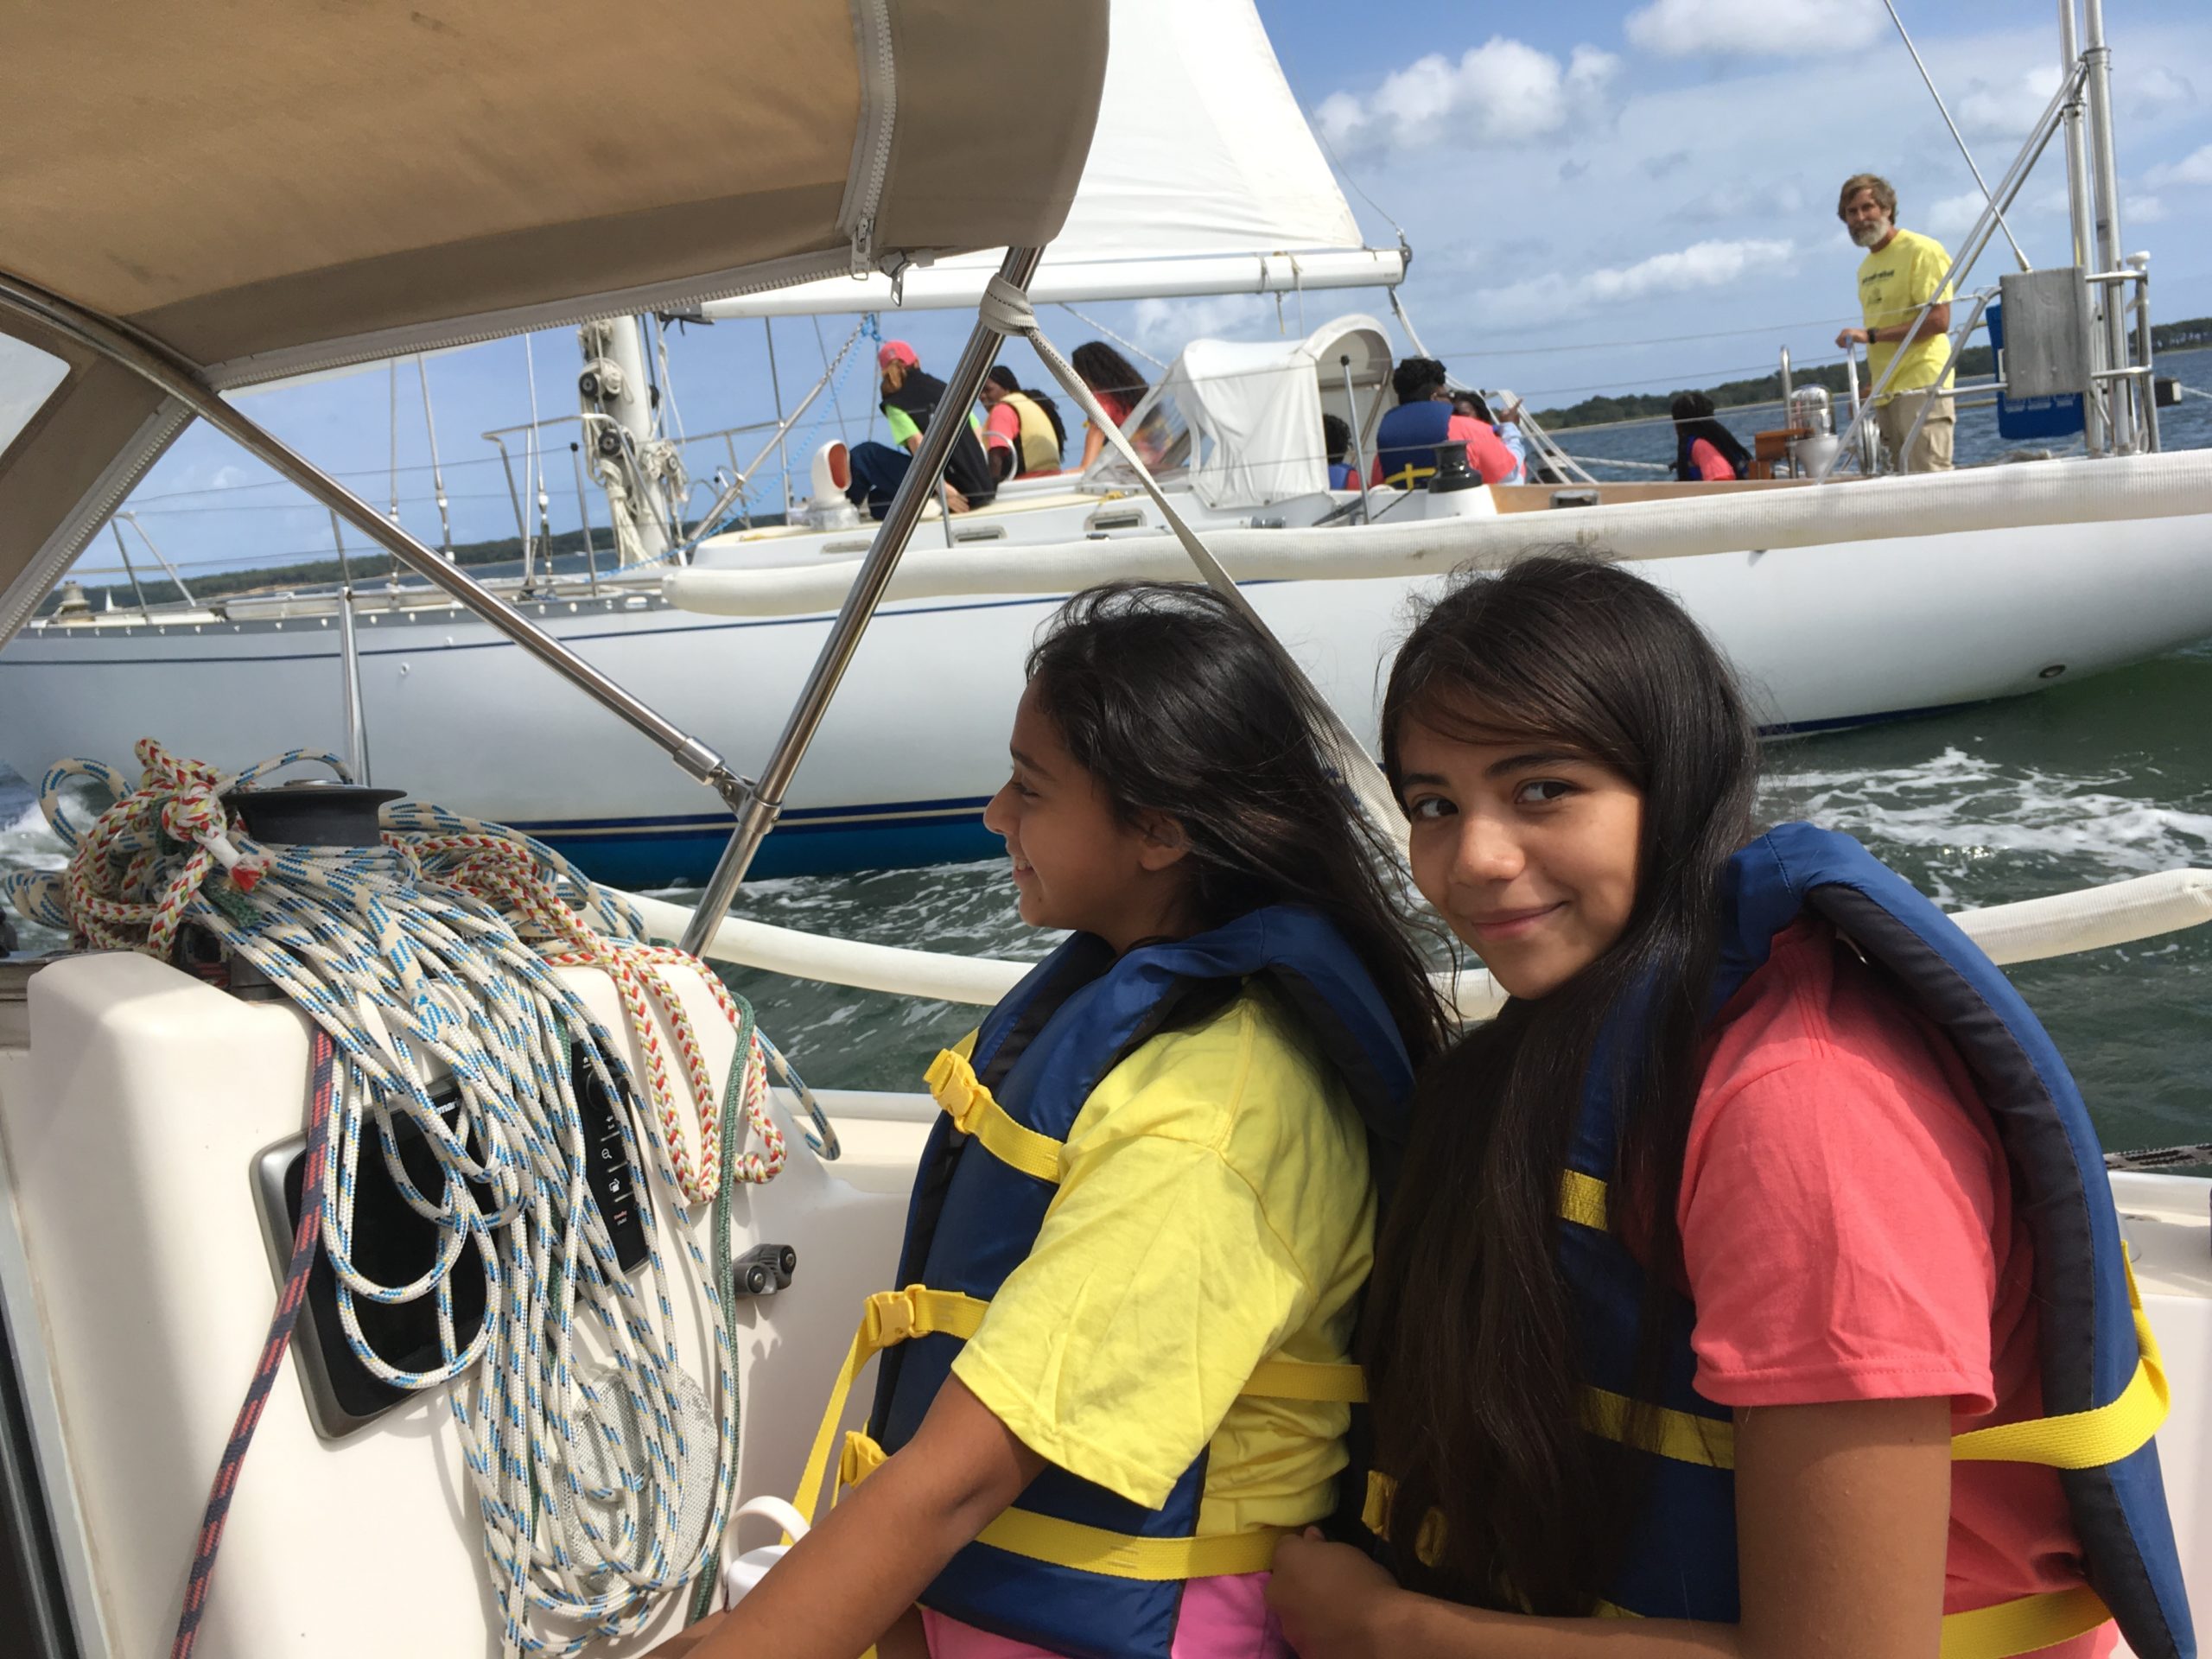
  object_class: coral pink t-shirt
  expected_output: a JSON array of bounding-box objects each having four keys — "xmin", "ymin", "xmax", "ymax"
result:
[{"xmin": 1680, "ymin": 918, "xmax": 2113, "ymax": 1657}]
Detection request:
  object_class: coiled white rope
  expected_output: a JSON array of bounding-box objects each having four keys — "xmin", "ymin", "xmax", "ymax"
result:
[{"xmin": 3, "ymin": 740, "xmax": 786, "ymax": 1655}]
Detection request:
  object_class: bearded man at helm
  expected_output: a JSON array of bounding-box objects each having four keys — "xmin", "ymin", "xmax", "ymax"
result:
[{"xmin": 1834, "ymin": 173, "xmax": 1956, "ymax": 473}]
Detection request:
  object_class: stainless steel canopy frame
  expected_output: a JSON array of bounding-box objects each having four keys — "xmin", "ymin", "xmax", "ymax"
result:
[
  {"xmin": 0, "ymin": 268, "xmax": 748, "ymax": 813},
  {"xmin": 677, "ymin": 247, "xmax": 1046, "ymax": 956}
]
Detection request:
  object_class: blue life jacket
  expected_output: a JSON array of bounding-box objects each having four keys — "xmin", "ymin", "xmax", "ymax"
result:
[
  {"xmin": 1368, "ymin": 824, "xmax": 2191, "ymax": 1659},
  {"xmin": 1372, "ymin": 401, "xmax": 1454, "ymax": 488},
  {"xmin": 793, "ymin": 906, "xmax": 1415, "ymax": 1659}
]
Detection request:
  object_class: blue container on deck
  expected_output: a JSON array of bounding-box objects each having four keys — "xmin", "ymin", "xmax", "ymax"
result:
[{"xmin": 1990, "ymin": 299, "xmax": 2088, "ymax": 442}]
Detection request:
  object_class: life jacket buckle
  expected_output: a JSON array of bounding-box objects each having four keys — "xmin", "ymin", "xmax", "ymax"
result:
[
  {"xmin": 862, "ymin": 1286, "xmax": 920, "ymax": 1349},
  {"xmin": 925, "ymin": 1047, "xmax": 990, "ymax": 1135}
]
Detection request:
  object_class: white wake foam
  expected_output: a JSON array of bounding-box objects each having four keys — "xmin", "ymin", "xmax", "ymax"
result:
[{"xmin": 1765, "ymin": 746, "xmax": 2212, "ymax": 906}]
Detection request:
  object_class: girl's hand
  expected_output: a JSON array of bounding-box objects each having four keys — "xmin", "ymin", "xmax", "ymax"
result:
[{"xmin": 1268, "ymin": 1529, "xmax": 1403, "ymax": 1659}]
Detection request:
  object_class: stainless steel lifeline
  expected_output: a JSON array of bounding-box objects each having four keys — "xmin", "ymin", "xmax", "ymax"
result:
[
  {"xmin": 677, "ymin": 246, "xmax": 1046, "ymax": 955},
  {"xmin": 0, "ymin": 268, "xmax": 749, "ymax": 811}
]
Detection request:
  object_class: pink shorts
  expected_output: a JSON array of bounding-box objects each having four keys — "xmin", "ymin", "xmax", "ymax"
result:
[{"xmin": 921, "ymin": 1572, "xmax": 1289, "ymax": 1658}]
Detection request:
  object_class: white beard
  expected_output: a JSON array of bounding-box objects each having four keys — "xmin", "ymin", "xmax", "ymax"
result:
[{"xmin": 1850, "ymin": 219, "xmax": 1890, "ymax": 248}]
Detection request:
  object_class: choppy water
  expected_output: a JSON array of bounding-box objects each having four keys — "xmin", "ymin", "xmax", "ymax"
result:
[{"xmin": 7, "ymin": 353, "xmax": 2209, "ymax": 1159}]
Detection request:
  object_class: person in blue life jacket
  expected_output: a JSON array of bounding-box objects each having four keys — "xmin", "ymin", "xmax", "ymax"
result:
[
  {"xmin": 1267, "ymin": 556, "xmax": 2192, "ymax": 1659},
  {"xmin": 1325, "ymin": 413, "xmax": 1358, "ymax": 489},
  {"xmin": 1670, "ymin": 391, "xmax": 1752, "ymax": 482},
  {"xmin": 1370, "ymin": 358, "xmax": 1516, "ymax": 490},
  {"xmin": 669, "ymin": 582, "xmax": 1449, "ymax": 1659}
]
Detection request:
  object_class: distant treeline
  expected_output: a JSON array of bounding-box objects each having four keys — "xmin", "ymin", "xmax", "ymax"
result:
[
  {"xmin": 45, "ymin": 516, "xmax": 782, "ymax": 617},
  {"xmin": 1534, "ymin": 314, "xmax": 2212, "ymax": 432}
]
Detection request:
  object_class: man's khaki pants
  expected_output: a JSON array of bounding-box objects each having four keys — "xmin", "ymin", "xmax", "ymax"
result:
[{"xmin": 1875, "ymin": 389, "xmax": 1955, "ymax": 473}]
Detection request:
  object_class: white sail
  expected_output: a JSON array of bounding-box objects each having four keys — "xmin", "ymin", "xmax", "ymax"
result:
[{"xmin": 703, "ymin": 0, "xmax": 1402, "ymax": 319}]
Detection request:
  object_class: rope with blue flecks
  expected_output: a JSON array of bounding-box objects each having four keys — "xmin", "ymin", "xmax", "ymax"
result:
[
  {"xmin": 4, "ymin": 740, "xmax": 783, "ymax": 1656},
  {"xmin": 171, "ymin": 1025, "xmax": 336, "ymax": 1659}
]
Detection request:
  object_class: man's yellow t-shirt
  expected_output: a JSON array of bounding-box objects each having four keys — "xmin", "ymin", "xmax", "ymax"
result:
[
  {"xmin": 1857, "ymin": 227, "xmax": 1956, "ymax": 397},
  {"xmin": 948, "ymin": 983, "xmax": 1374, "ymax": 1535}
]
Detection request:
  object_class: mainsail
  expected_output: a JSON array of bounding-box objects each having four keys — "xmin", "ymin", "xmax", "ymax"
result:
[{"xmin": 704, "ymin": 0, "xmax": 1402, "ymax": 318}]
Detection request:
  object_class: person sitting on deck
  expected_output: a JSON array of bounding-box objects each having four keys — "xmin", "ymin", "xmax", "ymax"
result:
[
  {"xmin": 1452, "ymin": 389, "xmax": 1529, "ymax": 485},
  {"xmin": 1670, "ymin": 391, "xmax": 1753, "ymax": 481},
  {"xmin": 1324, "ymin": 413, "xmax": 1357, "ymax": 489},
  {"xmin": 979, "ymin": 365, "xmax": 1067, "ymax": 481},
  {"xmin": 1071, "ymin": 341, "xmax": 1153, "ymax": 471},
  {"xmin": 844, "ymin": 340, "xmax": 999, "ymax": 520},
  {"xmin": 1371, "ymin": 359, "xmax": 1516, "ymax": 490}
]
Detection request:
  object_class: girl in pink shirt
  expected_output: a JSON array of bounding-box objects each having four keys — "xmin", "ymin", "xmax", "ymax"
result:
[{"xmin": 1267, "ymin": 556, "xmax": 2178, "ymax": 1659}]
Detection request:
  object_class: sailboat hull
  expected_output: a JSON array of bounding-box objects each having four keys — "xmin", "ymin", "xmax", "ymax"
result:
[{"xmin": 3, "ymin": 512, "xmax": 2209, "ymax": 886}]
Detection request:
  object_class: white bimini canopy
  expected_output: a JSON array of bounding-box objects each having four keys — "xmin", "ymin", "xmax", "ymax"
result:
[
  {"xmin": 1092, "ymin": 315, "xmax": 1392, "ymax": 509},
  {"xmin": 0, "ymin": 0, "xmax": 1109, "ymax": 647},
  {"xmin": 703, "ymin": 0, "xmax": 1404, "ymax": 318}
]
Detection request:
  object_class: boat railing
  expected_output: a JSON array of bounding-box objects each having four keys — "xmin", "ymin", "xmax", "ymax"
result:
[{"xmin": 629, "ymin": 867, "xmax": 2212, "ymax": 1025}]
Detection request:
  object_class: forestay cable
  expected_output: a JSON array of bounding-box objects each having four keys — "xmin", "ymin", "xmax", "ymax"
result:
[{"xmin": 4, "ymin": 740, "xmax": 786, "ymax": 1656}]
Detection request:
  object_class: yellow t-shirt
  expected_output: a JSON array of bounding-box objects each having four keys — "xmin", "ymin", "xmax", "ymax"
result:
[
  {"xmin": 1858, "ymin": 227, "xmax": 1956, "ymax": 397},
  {"xmin": 949, "ymin": 984, "xmax": 1374, "ymax": 1535}
]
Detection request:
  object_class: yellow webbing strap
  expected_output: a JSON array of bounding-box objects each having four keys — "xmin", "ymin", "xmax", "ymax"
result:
[
  {"xmin": 925, "ymin": 1043, "xmax": 1065, "ymax": 1185},
  {"xmin": 1559, "ymin": 1169, "xmax": 1609, "ymax": 1231},
  {"xmin": 1590, "ymin": 1586, "xmax": 2112, "ymax": 1656},
  {"xmin": 1362, "ymin": 1471, "xmax": 1445, "ymax": 1567},
  {"xmin": 976, "ymin": 1508, "xmax": 1288, "ymax": 1581},
  {"xmin": 1581, "ymin": 1385, "xmax": 1735, "ymax": 1469},
  {"xmin": 792, "ymin": 1287, "xmax": 989, "ymax": 1526},
  {"xmin": 840, "ymin": 1424, "xmax": 1286, "ymax": 1580},
  {"xmin": 1562, "ymin": 1173, "xmax": 2169, "ymax": 1474},
  {"xmin": 1382, "ymin": 463, "xmax": 1435, "ymax": 489},
  {"xmin": 1243, "ymin": 1355, "xmax": 1367, "ymax": 1402},
  {"xmin": 1939, "ymin": 1585, "xmax": 2113, "ymax": 1658},
  {"xmin": 1953, "ymin": 1257, "xmax": 2169, "ymax": 1469}
]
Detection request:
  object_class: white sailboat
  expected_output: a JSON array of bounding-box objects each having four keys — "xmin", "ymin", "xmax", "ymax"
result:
[
  {"xmin": 3, "ymin": 0, "xmax": 2207, "ymax": 888},
  {"xmin": 0, "ymin": 3, "xmax": 2205, "ymax": 1658}
]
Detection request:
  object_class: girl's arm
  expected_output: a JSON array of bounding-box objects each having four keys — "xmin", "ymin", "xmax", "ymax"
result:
[
  {"xmin": 1268, "ymin": 1394, "xmax": 1952, "ymax": 1659},
  {"xmin": 675, "ymin": 1376, "xmax": 1045, "ymax": 1659}
]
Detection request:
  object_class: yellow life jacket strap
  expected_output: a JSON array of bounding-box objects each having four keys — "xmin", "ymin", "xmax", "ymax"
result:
[
  {"xmin": 1592, "ymin": 1586, "xmax": 2115, "ymax": 1658},
  {"xmin": 925, "ymin": 1040, "xmax": 1065, "ymax": 1185},
  {"xmin": 1952, "ymin": 1256, "xmax": 2169, "ymax": 1469},
  {"xmin": 1366, "ymin": 1472, "xmax": 2114, "ymax": 1657},
  {"xmin": 838, "ymin": 1427, "xmax": 1287, "ymax": 1579},
  {"xmin": 797, "ymin": 1281, "xmax": 1361, "ymax": 1524},
  {"xmin": 1581, "ymin": 1385, "xmax": 1734, "ymax": 1469},
  {"xmin": 1245, "ymin": 1354, "xmax": 1369, "ymax": 1402},
  {"xmin": 1560, "ymin": 1173, "xmax": 2172, "ymax": 1472},
  {"xmin": 1938, "ymin": 1585, "xmax": 2113, "ymax": 1659},
  {"xmin": 791, "ymin": 1286, "xmax": 990, "ymax": 1526},
  {"xmin": 1382, "ymin": 463, "xmax": 1433, "ymax": 489}
]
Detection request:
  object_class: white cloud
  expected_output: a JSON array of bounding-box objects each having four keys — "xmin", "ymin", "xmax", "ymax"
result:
[
  {"xmin": 1624, "ymin": 0, "xmax": 1885, "ymax": 59},
  {"xmin": 1926, "ymin": 192, "xmax": 1986, "ymax": 237},
  {"xmin": 1478, "ymin": 237, "xmax": 1799, "ymax": 326},
  {"xmin": 1317, "ymin": 37, "xmax": 1619, "ymax": 154},
  {"xmin": 2126, "ymin": 194, "xmax": 2167, "ymax": 226},
  {"xmin": 2146, "ymin": 143, "xmax": 2212, "ymax": 188},
  {"xmin": 1128, "ymin": 295, "xmax": 1280, "ymax": 353},
  {"xmin": 1680, "ymin": 180, "xmax": 1803, "ymax": 223},
  {"xmin": 1958, "ymin": 66, "xmax": 2063, "ymax": 137},
  {"xmin": 2123, "ymin": 67, "xmax": 2196, "ymax": 122},
  {"xmin": 1582, "ymin": 238, "xmax": 1797, "ymax": 303}
]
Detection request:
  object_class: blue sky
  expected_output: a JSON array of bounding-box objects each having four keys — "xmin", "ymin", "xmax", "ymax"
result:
[{"xmin": 50, "ymin": 0, "xmax": 2212, "ymax": 588}]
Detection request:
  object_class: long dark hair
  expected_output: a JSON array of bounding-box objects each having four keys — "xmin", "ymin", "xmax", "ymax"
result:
[
  {"xmin": 1669, "ymin": 391, "xmax": 1751, "ymax": 481},
  {"xmin": 1363, "ymin": 554, "xmax": 1760, "ymax": 1611},
  {"xmin": 1027, "ymin": 582, "xmax": 1448, "ymax": 1067},
  {"xmin": 1071, "ymin": 342, "xmax": 1149, "ymax": 416}
]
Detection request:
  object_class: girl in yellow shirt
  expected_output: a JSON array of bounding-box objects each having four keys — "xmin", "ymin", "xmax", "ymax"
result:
[{"xmin": 675, "ymin": 581, "xmax": 1446, "ymax": 1659}]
